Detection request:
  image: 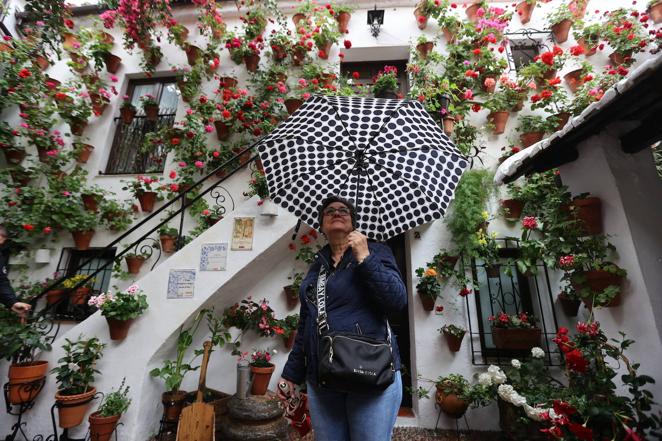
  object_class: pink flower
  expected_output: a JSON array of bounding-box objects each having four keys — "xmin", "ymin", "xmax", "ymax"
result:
[
  {"xmin": 463, "ymin": 88, "xmax": 474, "ymax": 100},
  {"xmin": 522, "ymin": 216, "xmax": 538, "ymax": 230},
  {"xmin": 62, "ymin": 191, "xmax": 71, "ymax": 196},
  {"xmin": 559, "ymin": 255, "xmax": 575, "ymax": 269},
  {"xmin": 126, "ymin": 284, "xmax": 139, "ymax": 294},
  {"xmin": 194, "ymin": 160, "xmax": 204, "ymax": 168},
  {"xmin": 484, "ymin": 77, "xmax": 496, "ymax": 89},
  {"xmin": 205, "ymin": 125, "xmax": 213, "ymax": 133},
  {"xmin": 302, "ymin": 93, "xmax": 311, "ymax": 100},
  {"xmin": 178, "ymin": 161, "xmax": 187, "ymax": 167},
  {"xmin": 110, "ymin": 75, "xmax": 118, "ymax": 82}
]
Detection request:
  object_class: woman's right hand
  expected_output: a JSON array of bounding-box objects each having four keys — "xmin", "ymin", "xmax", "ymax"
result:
[{"xmin": 277, "ymin": 377, "xmax": 296, "ymax": 400}]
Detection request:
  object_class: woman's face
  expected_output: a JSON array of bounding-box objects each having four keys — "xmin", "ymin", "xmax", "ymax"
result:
[{"xmin": 320, "ymin": 202, "xmax": 353, "ymax": 237}]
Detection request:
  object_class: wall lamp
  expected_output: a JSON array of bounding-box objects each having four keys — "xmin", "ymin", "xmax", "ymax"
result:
[{"xmin": 367, "ymin": 6, "xmax": 384, "ymax": 38}]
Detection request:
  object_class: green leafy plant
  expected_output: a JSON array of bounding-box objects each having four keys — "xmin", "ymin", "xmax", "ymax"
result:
[
  {"xmin": 0, "ymin": 309, "xmax": 53, "ymax": 364},
  {"xmin": 97, "ymin": 378, "xmax": 131, "ymax": 417},
  {"xmin": 547, "ymin": 3, "xmax": 574, "ymax": 26},
  {"xmin": 51, "ymin": 335, "xmax": 105, "ymax": 395},
  {"xmin": 517, "ymin": 115, "xmax": 556, "ymax": 134},
  {"xmin": 440, "ymin": 324, "xmax": 466, "ymax": 339},
  {"xmin": 489, "ymin": 311, "xmax": 537, "ymax": 329},
  {"xmin": 243, "ymin": 170, "xmax": 269, "ymax": 200},
  {"xmin": 372, "ymin": 65, "xmax": 399, "ymax": 96},
  {"xmin": 415, "ymin": 266, "xmax": 441, "ymax": 299},
  {"xmin": 250, "ymin": 348, "xmax": 276, "ymax": 367},
  {"xmin": 88, "ymin": 284, "xmax": 148, "ymax": 321}
]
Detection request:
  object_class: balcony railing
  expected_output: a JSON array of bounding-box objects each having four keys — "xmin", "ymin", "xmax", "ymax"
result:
[{"xmin": 105, "ymin": 113, "xmax": 176, "ymax": 175}]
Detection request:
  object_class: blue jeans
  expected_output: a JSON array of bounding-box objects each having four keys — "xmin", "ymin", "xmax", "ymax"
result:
[{"xmin": 306, "ymin": 371, "xmax": 402, "ymax": 441}]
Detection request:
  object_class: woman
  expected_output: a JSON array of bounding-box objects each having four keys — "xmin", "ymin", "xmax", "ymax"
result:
[{"xmin": 279, "ymin": 196, "xmax": 407, "ymax": 441}]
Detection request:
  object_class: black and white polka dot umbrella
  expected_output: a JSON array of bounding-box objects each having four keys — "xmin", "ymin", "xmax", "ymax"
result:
[{"xmin": 256, "ymin": 95, "xmax": 468, "ymax": 242}]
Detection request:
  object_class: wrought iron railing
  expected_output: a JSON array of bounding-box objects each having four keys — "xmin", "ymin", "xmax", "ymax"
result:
[{"xmin": 105, "ymin": 113, "xmax": 176, "ymax": 175}]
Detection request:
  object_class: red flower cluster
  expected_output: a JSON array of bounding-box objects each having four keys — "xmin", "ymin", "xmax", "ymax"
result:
[
  {"xmin": 558, "ymin": 255, "xmax": 575, "ymax": 269},
  {"xmin": 522, "ymin": 216, "xmax": 538, "ymax": 229},
  {"xmin": 540, "ymin": 401, "xmax": 593, "ymax": 440},
  {"xmin": 458, "ymin": 287, "xmax": 472, "ymax": 297},
  {"xmin": 576, "ymin": 321, "xmax": 600, "ymax": 337},
  {"xmin": 553, "ymin": 327, "xmax": 588, "ymax": 373}
]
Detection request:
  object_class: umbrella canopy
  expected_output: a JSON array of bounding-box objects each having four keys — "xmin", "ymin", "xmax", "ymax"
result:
[{"xmin": 256, "ymin": 95, "xmax": 468, "ymax": 241}]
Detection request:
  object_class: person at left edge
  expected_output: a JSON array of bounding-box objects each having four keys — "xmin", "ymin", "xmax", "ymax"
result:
[{"xmin": 0, "ymin": 225, "xmax": 32, "ymax": 317}]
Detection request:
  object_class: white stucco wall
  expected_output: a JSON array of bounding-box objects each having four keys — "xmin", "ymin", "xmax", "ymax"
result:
[{"xmin": 2, "ymin": 0, "xmax": 661, "ymax": 438}]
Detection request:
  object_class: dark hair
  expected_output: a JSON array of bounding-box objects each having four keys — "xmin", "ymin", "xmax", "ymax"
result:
[{"xmin": 318, "ymin": 196, "xmax": 357, "ymax": 229}]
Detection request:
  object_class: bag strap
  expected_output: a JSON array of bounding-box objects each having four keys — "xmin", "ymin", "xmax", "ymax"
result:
[
  {"xmin": 316, "ymin": 267, "xmax": 329, "ymax": 335},
  {"xmin": 316, "ymin": 266, "xmax": 392, "ymax": 346}
]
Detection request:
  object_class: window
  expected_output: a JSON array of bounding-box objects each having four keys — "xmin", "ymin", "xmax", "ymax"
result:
[
  {"xmin": 53, "ymin": 248, "xmax": 116, "ymax": 321},
  {"xmin": 105, "ymin": 78, "xmax": 178, "ymax": 174},
  {"xmin": 508, "ymin": 39, "xmax": 541, "ymax": 71},
  {"xmin": 464, "ymin": 239, "xmax": 562, "ymax": 365},
  {"xmin": 340, "ymin": 60, "xmax": 409, "ymax": 96}
]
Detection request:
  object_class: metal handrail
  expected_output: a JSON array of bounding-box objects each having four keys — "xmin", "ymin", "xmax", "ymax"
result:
[{"xmin": 31, "ymin": 143, "xmax": 260, "ymax": 313}]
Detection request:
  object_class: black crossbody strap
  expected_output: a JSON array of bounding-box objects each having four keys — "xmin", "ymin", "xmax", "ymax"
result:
[{"xmin": 316, "ymin": 268, "xmax": 329, "ymax": 335}]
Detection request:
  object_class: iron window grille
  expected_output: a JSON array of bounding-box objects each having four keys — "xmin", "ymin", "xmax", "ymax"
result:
[
  {"xmin": 504, "ymin": 29, "xmax": 554, "ymax": 72},
  {"xmin": 52, "ymin": 248, "xmax": 116, "ymax": 321},
  {"xmin": 463, "ymin": 238, "xmax": 563, "ymax": 366},
  {"xmin": 105, "ymin": 78, "xmax": 178, "ymax": 175}
]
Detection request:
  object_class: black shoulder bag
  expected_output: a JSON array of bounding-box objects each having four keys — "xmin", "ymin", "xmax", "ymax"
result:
[{"xmin": 316, "ymin": 267, "xmax": 395, "ymax": 394}]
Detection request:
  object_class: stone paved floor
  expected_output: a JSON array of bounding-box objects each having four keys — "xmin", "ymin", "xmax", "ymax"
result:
[{"xmin": 300, "ymin": 427, "xmax": 502, "ymax": 440}]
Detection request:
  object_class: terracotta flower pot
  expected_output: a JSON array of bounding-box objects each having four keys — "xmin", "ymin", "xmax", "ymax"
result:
[
  {"xmin": 125, "ymin": 255, "xmax": 146, "ymax": 274},
  {"xmin": 442, "ymin": 117, "xmax": 455, "ymax": 135},
  {"xmin": 76, "ymin": 143, "xmax": 94, "ymax": 164},
  {"xmin": 160, "ymin": 235, "xmax": 177, "ymax": 253},
  {"xmin": 292, "ymin": 13, "xmax": 307, "ymax": 27},
  {"xmin": 271, "ymin": 45, "xmax": 288, "ymax": 62},
  {"xmin": 557, "ymin": 292, "xmax": 581, "ymax": 316},
  {"xmin": 46, "ymin": 289, "xmax": 66, "ymax": 305},
  {"xmin": 161, "ymin": 390, "xmax": 188, "ymax": 423},
  {"xmin": 317, "ymin": 41, "xmax": 332, "ymax": 59},
  {"xmin": 443, "ymin": 331, "xmax": 464, "ymax": 352},
  {"xmin": 516, "ymin": 0, "xmax": 535, "ymax": 24},
  {"xmin": 55, "ymin": 387, "xmax": 97, "ymax": 428},
  {"xmin": 414, "ymin": 7, "xmax": 428, "ymax": 29},
  {"xmin": 137, "ymin": 191, "xmax": 157, "ymax": 212},
  {"xmin": 441, "ymin": 28, "xmax": 456, "ymax": 43},
  {"xmin": 416, "ymin": 41, "xmax": 434, "ymax": 60},
  {"xmin": 250, "ymin": 364, "xmax": 275, "ymax": 395},
  {"xmin": 551, "ymin": 19, "xmax": 573, "ymax": 44},
  {"xmin": 99, "ymin": 32, "xmax": 115, "ymax": 44},
  {"xmin": 292, "ymin": 48, "xmax": 306, "ymax": 66},
  {"xmin": 283, "ymin": 285, "xmax": 299, "ymax": 309},
  {"xmin": 488, "ymin": 111, "xmax": 509, "ymax": 135},
  {"xmin": 219, "ymin": 77, "xmax": 238, "ymax": 89},
  {"xmin": 569, "ymin": 0, "xmax": 588, "ymax": 18},
  {"xmin": 585, "ymin": 270, "xmax": 623, "ymax": 296},
  {"xmin": 144, "ymin": 104, "xmax": 159, "ymax": 121},
  {"xmin": 72, "ymin": 230, "xmax": 95, "ymax": 251},
  {"xmin": 185, "ymin": 45, "xmax": 200, "ymax": 66},
  {"xmin": 564, "ymin": 69, "xmax": 585, "ymax": 93},
  {"xmin": 62, "ymin": 33, "xmax": 80, "ymax": 51},
  {"xmin": 435, "ymin": 387, "xmax": 469, "ymax": 418},
  {"xmin": 336, "ymin": 11, "xmax": 351, "ymax": 33},
  {"xmin": 609, "ymin": 51, "xmax": 631, "ymax": 67},
  {"xmin": 81, "ymin": 194, "xmax": 99, "ymax": 212},
  {"xmin": 492, "ymin": 327, "xmax": 541, "ymax": 350},
  {"xmin": 486, "ymin": 264, "xmax": 501, "ymax": 278},
  {"xmin": 577, "ymin": 37, "xmax": 597, "ymax": 56},
  {"xmin": 554, "ymin": 112, "xmax": 571, "ymax": 131},
  {"xmin": 35, "ymin": 55, "xmax": 50, "ymax": 71},
  {"xmin": 649, "ymin": 0, "xmax": 662, "ymax": 24},
  {"xmin": 465, "ymin": 3, "xmax": 482, "ymax": 23},
  {"xmin": 69, "ymin": 118, "xmax": 88, "ymax": 136},
  {"xmin": 104, "ymin": 53, "xmax": 122, "ymax": 74},
  {"xmin": 88, "ymin": 412, "xmax": 121, "ymax": 441},
  {"xmin": 419, "ymin": 292, "xmax": 435, "ymax": 311},
  {"xmin": 244, "ymin": 54, "xmax": 260, "ymax": 72},
  {"xmin": 4, "ymin": 149, "xmax": 26, "ymax": 165},
  {"xmin": 119, "ymin": 106, "xmax": 136, "ymax": 125},
  {"xmin": 500, "ymin": 199, "xmax": 524, "ymax": 221},
  {"xmin": 214, "ymin": 120, "xmax": 231, "ymax": 141},
  {"xmin": 285, "ymin": 331, "xmax": 297, "ymax": 350},
  {"xmin": 520, "ymin": 131, "xmax": 544, "ymax": 148},
  {"xmin": 8, "ymin": 361, "xmax": 49, "ymax": 405},
  {"xmin": 106, "ymin": 318, "xmax": 134, "ymax": 341},
  {"xmin": 71, "ymin": 287, "xmax": 91, "ymax": 305},
  {"xmin": 572, "ymin": 196, "xmax": 602, "ymax": 235},
  {"xmin": 284, "ymin": 98, "xmax": 303, "ymax": 115}
]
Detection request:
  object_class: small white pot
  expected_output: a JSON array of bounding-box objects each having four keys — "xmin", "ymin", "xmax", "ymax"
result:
[
  {"xmin": 260, "ymin": 198, "xmax": 279, "ymax": 216},
  {"xmin": 34, "ymin": 249, "xmax": 51, "ymax": 264}
]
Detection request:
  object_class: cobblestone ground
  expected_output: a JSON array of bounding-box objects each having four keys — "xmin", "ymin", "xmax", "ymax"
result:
[{"xmin": 300, "ymin": 427, "xmax": 502, "ymax": 440}]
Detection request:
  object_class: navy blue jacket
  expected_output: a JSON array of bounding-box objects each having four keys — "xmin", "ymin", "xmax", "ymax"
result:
[
  {"xmin": 0, "ymin": 246, "xmax": 18, "ymax": 309},
  {"xmin": 281, "ymin": 242, "xmax": 407, "ymax": 386}
]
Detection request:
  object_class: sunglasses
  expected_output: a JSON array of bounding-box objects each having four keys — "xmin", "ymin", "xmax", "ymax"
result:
[{"xmin": 323, "ymin": 207, "xmax": 351, "ymax": 217}]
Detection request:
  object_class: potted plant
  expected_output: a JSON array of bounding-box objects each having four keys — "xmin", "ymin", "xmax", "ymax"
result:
[
  {"xmin": 547, "ymin": 4, "xmax": 574, "ymax": 43},
  {"xmin": 73, "ymin": 141, "xmax": 95, "ymax": 164},
  {"xmin": 414, "ymin": 0, "xmax": 438, "ymax": 29},
  {"xmin": 168, "ymin": 22, "xmax": 190, "ymax": 48},
  {"xmin": 435, "ymin": 1, "xmax": 461, "ymax": 41},
  {"xmin": 334, "ymin": 4, "xmax": 354, "ymax": 33},
  {"xmin": 0, "ymin": 310, "xmax": 53, "ymax": 405},
  {"xmin": 435, "ymin": 374, "xmax": 471, "ymax": 418},
  {"xmin": 569, "ymin": 193, "xmax": 602, "ymax": 235},
  {"xmin": 119, "ymin": 97, "xmax": 137, "ymax": 125},
  {"xmin": 159, "ymin": 226, "xmax": 179, "ymax": 253},
  {"xmin": 139, "ymin": 94, "xmax": 159, "ymax": 121},
  {"xmin": 122, "ymin": 175, "xmax": 162, "ymax": 213},
  {"xmin": 81, "ymin": 186, "xmax": 106, "ymax": 213},
  {"xmin": 440, "ymin": 324, "xmax": 466, "ymax": 352},
  {"xmin": 501, "ymin": 185, "xmax": 524, "ymax": 222},
  {"xmin": 284, "ymin": 272, "xmax": 304, "ymax": 309},
  {"xmin": 517, "ymin": 115, "xmax": 553, "ymax": 148},
  {"xmin": 100, "ymin": 199, "xmax": 135, "ymax": 232},
  {"xmin": 51, "ymin": 336, "xmax": 105, "ymax": 429},
  {"xmin": 648, "ymin": 0, "xmax": 662, "ymax": 24},
  {"xmin": 572, "ymin": 22, "xmax": 602, "ymax": 56},
  {"xmin": 243, "ymin": 171, "xmax": 276, "ymax": 215},
  {"xmin": 267, "ymin": 30, "xmax": 292, "ymax": 62},
  {"xmin": 516, "ymin": 0, "xmax": 536, "ymax": 24},
  {"xmin": 88, "ymin": 284, "xmax": 148, "ymax": 340},
  {"xmin": 557, "ymin": 287, "xmax": 581, "ymax": 317},
  {"xmin": 602, "ymin": 8, "xmax": 648, "ymax": 66},
  {"xmin": 280, "ymin": 314, "xmax": 299, "ymax": 350},
  {"xmin": 249, "ymin": 348, "xmax": 277, "ymax": 395},
  {"xmin": 56, "ymin": 91, "xmax": 93, "ymax": 136},
  {"xmin": 415, "ymin": 266, "xmax": 440, "ymax": 311},
  {"xmin": 415, "ymin": 35, "xmax": 435, "ymax": 60},
  {"xmin": 485, "ymin": 90, "xmax": 515, "ymax": 135},
  {"xmin": 88, "ymin": 379, "xmax": 131, "ymax": 441},
  {"xmin": 572, "ymin": 262, "xmax": 627, "ymax": 308},
  {"xmin": 123, "ymin": 250, "xmax": 149, "ymax": 274},
  {"xmin": 489, "ymin": 312, "xmax": 541, "ymax": 351},
  {"xmin": 372, "ymin": 65, "xmax": 399, "ymax": 99},
  {"xmin": 311, "ymin": 16, "xmax": 341, "ymax": 59},
  {"xmin": 62, "ymin": 274, "xmax": 96, "ymax": 305}
]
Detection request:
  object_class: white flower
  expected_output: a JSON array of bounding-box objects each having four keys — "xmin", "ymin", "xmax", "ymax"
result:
[
  {"xmin": 498, "ymin": 384, "xmax": 527, "ymax": 407},
  {"xmin": 487, "ymin": 365, "xmax": 507, "ymax": 384},
  {"xmin": 478, "ymin": 373, "xmax": 492, "ymax": 386},
  {"xmin": 523, "ymin": 404, "xmax": 548, "ymax": 422},
  {"xmin": 511, "ymin": 359, "xmax": 521, "ymax": 369},
  {"xmin": 531, "ymin": 347, "xmax": 544, "ymax": 359}
]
